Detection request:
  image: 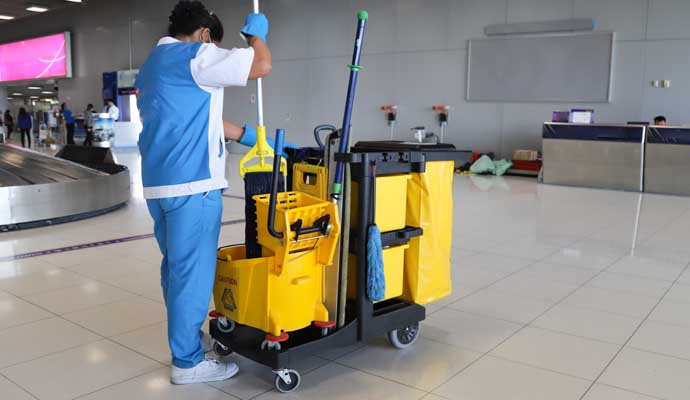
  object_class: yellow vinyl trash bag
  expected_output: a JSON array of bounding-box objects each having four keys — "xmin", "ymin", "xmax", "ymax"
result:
[{"xmin": 401, "ymin": 161, "xmax": 454, "ymax": 304}]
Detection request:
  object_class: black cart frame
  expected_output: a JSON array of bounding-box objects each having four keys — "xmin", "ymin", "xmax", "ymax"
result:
[{"xmin": 209, "ymin": 148, "xmax": 469, "ymax": 392}]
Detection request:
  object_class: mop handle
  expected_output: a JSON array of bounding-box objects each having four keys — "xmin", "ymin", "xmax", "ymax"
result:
[
  {"xmin": 331, "ymin": 11, "xmax": 368, "ymax": 201},
  {"xmin": 253, "ymin": 0, "xmax": 264, "ymax": 127}
]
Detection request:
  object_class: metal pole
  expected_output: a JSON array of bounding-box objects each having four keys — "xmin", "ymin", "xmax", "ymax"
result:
[
  {"xmin": 253, "ymin": 0, "xmax": 264, "ymax": 126},
  {"xmin": 356, "ymin": 153, "xmax": 371, "ymax": 340},
  {"xmin": 331, "ymin": 11, "xmax": 368, "ymax": 203}
]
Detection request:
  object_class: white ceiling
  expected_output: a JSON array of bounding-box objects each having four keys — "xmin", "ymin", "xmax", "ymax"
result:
[
  {"xmin": 5, "ymin": 83, "xmax": 59, "ymax": 100},
  {"xmin": 0, "ymin": 0, "xmax": 82, "ymax": 25}
]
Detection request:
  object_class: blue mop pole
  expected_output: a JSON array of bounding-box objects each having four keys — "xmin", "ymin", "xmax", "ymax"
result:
[{"xmin": 331, "ymin": 10, "xmax": 368, "ymax": 204}]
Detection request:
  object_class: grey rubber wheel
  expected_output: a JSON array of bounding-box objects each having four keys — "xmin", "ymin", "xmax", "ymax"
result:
[
  {"xmin": 275, "ymin": 370, "xmax": 301, "ymax": 393},
  {"xmin": 261, "ymin": 340, "xmax": 282, "ymax": 351},
  {"xmin": 387, "ymin": 322, "xmax": 420, "ymax": 349},
  {"xmin": 217, "ymin": 318, "xmax": 235, "ymax": 334}
]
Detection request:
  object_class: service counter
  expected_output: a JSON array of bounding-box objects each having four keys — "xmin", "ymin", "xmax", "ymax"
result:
[
  {"xmin": 644, "ymin": 126, "xmax": 690, "ymax": 196},
  {"xmin": 542, "ymin": 122, "xmax": 645, "ymax": 192}
]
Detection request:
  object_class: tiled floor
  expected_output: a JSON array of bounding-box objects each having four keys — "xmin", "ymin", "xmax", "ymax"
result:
[{"xmin": 2, "ymin": 148, "xmax": 690, "ymax": 399}]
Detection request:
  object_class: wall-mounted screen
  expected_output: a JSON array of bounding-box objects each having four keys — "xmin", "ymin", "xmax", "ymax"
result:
[
  {"xmin": 0, "ymin": 32, "xmax": 72, "ymax": 83},
  {"xmin": 467, "ymin": 32, "xmax": 614, "ymax": 102}
]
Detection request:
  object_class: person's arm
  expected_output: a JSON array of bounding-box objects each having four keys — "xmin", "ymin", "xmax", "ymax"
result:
[
  {"xmin": 223, "ymin": 120, "xmax": 245, "ymax": 142},
  {"xmin": 247, "ymin": 36, "xmax": 272, "ymax": 80}
]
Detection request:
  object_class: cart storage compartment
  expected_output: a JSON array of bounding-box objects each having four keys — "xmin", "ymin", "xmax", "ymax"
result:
[
  {"xmin": 348, "ymin": 243, "xmax": 409, "ymax": 301},
  {"xmin": 214, "ymin": 244, "xmax": 330, "ymax": 336},
  {"xmin": 352, "ymin": 174, "xmax": 411, "ymax": 232},
  {"xmin": 401, "ymin": 161, "xmax": 455, "ymax": 304}
]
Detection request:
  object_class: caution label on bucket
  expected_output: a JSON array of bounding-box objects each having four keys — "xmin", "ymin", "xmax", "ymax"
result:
[{"xmin": 221, "ymin": 288, "xmax": 237, "ymax": 312}]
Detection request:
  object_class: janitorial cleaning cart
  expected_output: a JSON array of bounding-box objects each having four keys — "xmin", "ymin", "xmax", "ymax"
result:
[{"xmin": 209, "ymin": 7, "xmax": 470, "ymax": 393}]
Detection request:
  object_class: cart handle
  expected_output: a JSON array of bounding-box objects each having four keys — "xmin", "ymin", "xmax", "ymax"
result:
[{"xmin": 313, "ymin": 124, "xmax": 337, "ymax": 148}]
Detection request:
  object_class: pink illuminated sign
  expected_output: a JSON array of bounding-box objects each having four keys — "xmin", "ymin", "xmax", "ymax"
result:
[{"xmin": 0, "ymin": 32, "xmax": 72, "ymax": 83}]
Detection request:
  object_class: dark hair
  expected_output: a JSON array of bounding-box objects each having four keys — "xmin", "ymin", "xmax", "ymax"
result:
[
  {"xmin": 61, "ymin": 102, "xmax": 66, "ymax": 111},
  {"xmin": 168, "ymin": 1, "xmax": 213, "ymax": 37},
  {"xmin": 654, "ymin": 115, "xmax": 666, "ymax": 123},
  {"xmin": 209, "ymin": 12, "xmax": 223, "ymax": 43},
  {"xmin": 19, "ymin": 107, "xmax": 26, "ymax": 116},
  {"xmin": 87, "ymin": 104, "xmax": 93, "ymax": 110}
]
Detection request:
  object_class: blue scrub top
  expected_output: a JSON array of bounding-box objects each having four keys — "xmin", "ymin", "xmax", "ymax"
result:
[{"xmin": 64, "ymin": 109, "xmax": 75, "ymax": 124}]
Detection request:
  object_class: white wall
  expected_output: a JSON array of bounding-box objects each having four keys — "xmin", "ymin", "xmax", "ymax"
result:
[{"xmin": 1, "ymin": 0, "xmax": 689, "ymax": 156}]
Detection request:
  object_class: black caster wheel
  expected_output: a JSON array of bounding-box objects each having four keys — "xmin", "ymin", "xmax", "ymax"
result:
[
  {"xmin": 217, "ymin": 318, "xmax": 236, "ymax": 334},
  {"xmin": 387, "ymin": 322, "xmax": 420, "ymax": 349},
  {"xmin": 213, "ymin": 341, "xmax": 233, "ymax": 357},
  {"xmin": 260, "ymin": 339, "xmax": 282, "ymax": 351},
  {"xmin": 274, "ymin": 369, "xmax": 301, "ymax": 393}
]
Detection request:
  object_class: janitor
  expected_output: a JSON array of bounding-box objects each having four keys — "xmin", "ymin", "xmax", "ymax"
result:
[{"xmin": 135, "ymin": 0, "xmax": 272, "ymax": 385}]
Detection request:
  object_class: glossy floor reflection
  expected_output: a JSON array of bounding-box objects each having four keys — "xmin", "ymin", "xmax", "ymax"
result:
[{"xmin": 1, "ymin": 149, "xmax": 690, "ymax": 399}]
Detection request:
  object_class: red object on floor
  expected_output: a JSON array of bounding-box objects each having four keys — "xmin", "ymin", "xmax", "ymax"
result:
[
  {"xmin": 208, "ymin": 310, "xmax": 223, "ymax": 318},
  {"xmin": 511, "ymin": 160, "xmax": 542, "ymax": 171}
]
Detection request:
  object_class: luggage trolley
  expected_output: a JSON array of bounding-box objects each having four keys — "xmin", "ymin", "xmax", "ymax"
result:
[{"xmin": 209, "ymin": 145, "xmax": 469, "ymax": 393}]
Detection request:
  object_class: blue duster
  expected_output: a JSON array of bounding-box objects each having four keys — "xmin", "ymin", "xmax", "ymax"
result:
[{"xmin": 367, "ymin": 224, "xmax": 386, "ymax": 301}]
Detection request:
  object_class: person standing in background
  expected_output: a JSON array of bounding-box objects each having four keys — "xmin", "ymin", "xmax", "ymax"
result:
[
  {"xmin": 103, "ymin": 99, "xmax": 120, "ymax": 121},
  {"xmin": 83, "ymin": 104, "xmax": 95, "ymax": 146},
  {"xmin": 4, "ymin": 110, "xmax": 13, "ymax": 140},
  {"xmin": 62, "ymin": 103, "xmax": 76, "ymax": 145},
  {"xmin": 17, "ymin": 108, "xmax": 32, "ymax": 148},
  {"xmin": 0, "ymin": 111, "xmax": 4, "ymax": 141},
  {"xmin": 654, "ymin": 115, "xmax": 667, "ymax": 126}
]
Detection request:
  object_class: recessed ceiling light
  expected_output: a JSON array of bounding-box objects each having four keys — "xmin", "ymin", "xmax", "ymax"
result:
[
  {"xmin": 0, "ymin": 15, "xmax": 15, "ymax": 20},
  {"xmin": 65, "ymin": 0, "xmax": 83, "ymax": 2},
  {"xmin": 12, "ymin": 93, "xmax": 23, "ymax": 96},
  {"xmin": 26, "ymin": 6, "xmax": 49, "ymax": 12},
  {"xmin": 7, "ymin": 97, "xmax": 13, "ymax": 100},
  {"xmin": 27, "ymin": 86, "xmax": 41, "ymax": 90},
  {"xmin": 29, "ymin": 96, "xmax": 39, "ymax": 99},
  {"xmin": 41, "ymin": 91, "xmax": 53, "ymax": 94}
]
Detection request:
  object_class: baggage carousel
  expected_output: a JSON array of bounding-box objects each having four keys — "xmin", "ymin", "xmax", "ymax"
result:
[{"xmin": 0, "ymin": 144, "xmax": 130, "ymax": 231}]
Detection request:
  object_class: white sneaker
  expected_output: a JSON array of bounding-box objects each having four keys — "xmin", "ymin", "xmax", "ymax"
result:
[{"xmin": 171, "ymin": 357, "xmax": 239, "ymax": 385}]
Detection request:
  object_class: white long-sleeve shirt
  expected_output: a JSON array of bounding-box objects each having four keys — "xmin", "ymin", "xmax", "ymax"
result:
[{"xmin": 103, "ymin": 104, "xmax": 119, "ymax": 121}]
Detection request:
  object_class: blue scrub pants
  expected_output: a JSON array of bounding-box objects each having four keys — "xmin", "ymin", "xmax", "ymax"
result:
[{"xmin": 146, "ymin": 189, "xmax": 223, "ymax": 368}]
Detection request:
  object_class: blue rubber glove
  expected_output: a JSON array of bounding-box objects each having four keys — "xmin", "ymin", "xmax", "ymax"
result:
[
  {"xmin": 239, "ymin": 123, "xmax": 258, "ymax": 147},
  {"xmin": 241, "ymin": 13, "xmax": 269, "ymax": 43},
  {"xmin": 239, "ymin": 124, "xmax": 299, "ymax": 150}
]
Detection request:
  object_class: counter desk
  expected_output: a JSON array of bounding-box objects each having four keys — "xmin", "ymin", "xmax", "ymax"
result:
[
  {"xmin": 644, "ymin": 126, "xmax": 690, "ymax": 196},
  {"xmin": 542, "ymin": 122, "xmax": 646, "ymax": 192}
]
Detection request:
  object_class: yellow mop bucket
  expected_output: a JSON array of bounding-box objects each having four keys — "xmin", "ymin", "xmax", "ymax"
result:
[
  {"xmin": 254, "ymin": 191, "xmax": 340, "ymax": 272},
  {"xmin": 214, "ymin": 244, "xmax": 330, "ymax": 337}
]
